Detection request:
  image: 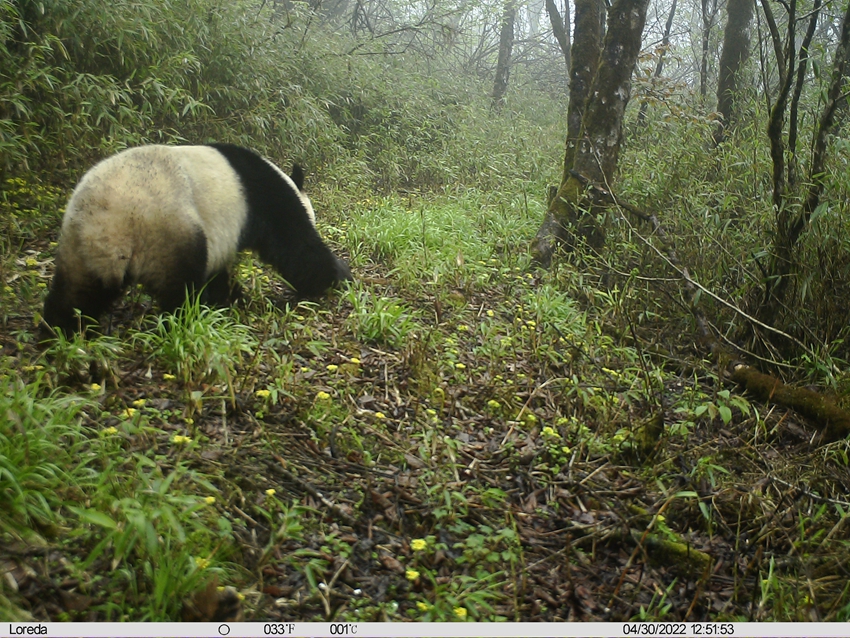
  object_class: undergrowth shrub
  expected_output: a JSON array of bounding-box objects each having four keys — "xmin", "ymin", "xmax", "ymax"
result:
[
  {"xmin": 0, "ymin": 0, "xmax": 563, "ymax": 193},
  {"xmin": 617, "ymin": 103, "xmax": 850, "ymax": 365},
  {"xmin": 344, "ymin": 285, "xmax": 418, "ymax": 348},
  {"xmin": 135, "ymin": 296, "xmax": 256, "ymax": 391},
  {"xmin": 0, "ymin": 374, "xmax": 95, "ymax": 536}
]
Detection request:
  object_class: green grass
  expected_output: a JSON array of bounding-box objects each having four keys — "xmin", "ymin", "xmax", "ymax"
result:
[
  {"xmin": 0, "ymin": 373, "xmax": 97, "ymax": 538},
  {"xmin": 2, "ymin": 176, "xmax": 850, "ymax": 621},
  {"xmin": 0, "ymin": 367, "xmax": 232, "ymax": 620},
  {"xmin": 135, "ymin": 295, "xmax": 257, "ymax": 394}
]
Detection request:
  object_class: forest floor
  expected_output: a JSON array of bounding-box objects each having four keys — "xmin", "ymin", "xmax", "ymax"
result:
[{"xmin": 2, "ymin": 178, "xmax": 850, "ymax": 622}]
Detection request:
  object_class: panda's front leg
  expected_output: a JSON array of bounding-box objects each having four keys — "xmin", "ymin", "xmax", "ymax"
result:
[{"xmin": 201, "ymin": 270, "xmax": 241, "ymax": 307}]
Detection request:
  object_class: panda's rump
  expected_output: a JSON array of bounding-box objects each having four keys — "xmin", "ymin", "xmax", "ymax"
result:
[{"xmin": 60, "ymin": 146, "xmax": 210, "ymax": 292}]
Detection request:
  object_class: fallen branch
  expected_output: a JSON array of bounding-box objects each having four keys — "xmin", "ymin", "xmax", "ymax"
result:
[{"xmin": 731, "ymin": 365, "xmax": 850, "ymax": 441}]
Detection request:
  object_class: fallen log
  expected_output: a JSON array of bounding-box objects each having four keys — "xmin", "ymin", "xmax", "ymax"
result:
[{"xmin": 731, "ymin": 364, "xmax": 850, "ymax": 441}]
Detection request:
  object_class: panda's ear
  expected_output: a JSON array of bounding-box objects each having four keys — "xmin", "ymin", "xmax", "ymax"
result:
[{"xmin": 290, "ymin": 164, "xmax": 305, "ymax": 191}]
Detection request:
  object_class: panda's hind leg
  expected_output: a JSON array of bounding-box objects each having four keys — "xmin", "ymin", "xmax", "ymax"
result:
[
  {"xmin": 200, "ymin": 270, "xmax": 241, "ymax": 307},
  {"xmin": 145, "ymin": 227, "xmax": 209, "ymax": 315}
]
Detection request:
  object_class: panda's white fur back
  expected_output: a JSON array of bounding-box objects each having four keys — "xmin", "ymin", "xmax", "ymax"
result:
[{"xmin": 58, "ymin": 145, "xmax": 247, "ymax": 290}]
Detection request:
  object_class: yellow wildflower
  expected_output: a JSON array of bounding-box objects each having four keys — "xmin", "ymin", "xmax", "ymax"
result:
[
  {"xmin": 162, "ymin": 373, "xmax": 176, "ymax": 380},
  {"xmin": 326, "ymin": 364, "xmax": 339, "ymax": 372},
  {"xmin": 255, "ymin": 389, "xmax": 271, "ymax": 399},
  {"xmin": 454, "ymin": 607, "xmax": 467, "ymax": 619},
  {"xmin": 265, "ymin": 488, "xmax": 276, "ymax": 497},
  {"xmin": 411, "ymin": 538, "xmax": 427, "ymax": 551},
  {"xmin": 416, "ymin": 601, "xmax": 430, "ymax": 611},
  {"xmin": 171, "ymin": 434, "xmax": 192, "ymax": 444},
  {"xmin": 316, "ymin": 391, "xmax": 331, "ymax": 401},
  {"xmin": 405, "ymin": 569, "xmax": 420, "ymax": 581},
  {"xmin": 204, "ymin": 496, "xmax": 216, "ymax": 504}
]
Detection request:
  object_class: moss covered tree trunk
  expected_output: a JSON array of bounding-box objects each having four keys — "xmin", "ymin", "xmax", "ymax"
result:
[
  {"xmin": 713, "ymin": 0, "xmax": 754, "ymax": 144},
  {"xmin": 563, "ymin": 0, "xmax": 604, "ymax": 173},
  {"xmin": 533, "ymin": 0, "xmax": 650, "ymax": 266}
]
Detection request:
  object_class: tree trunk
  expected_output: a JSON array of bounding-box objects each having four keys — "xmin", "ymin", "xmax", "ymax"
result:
[
  {"xmin": 529, "ymin": 0, "xmax": 543, "ymax": 36},
  {"xmin": 532, "ymin": 0, "xmax": 650, "ymax": 266},
  {"xmin": 637, "ymin": 0, "xmax": 677, "ymax": 124},
  {"xmin": 757, "ymin": 0, "xmax": 850, "ymax": 325},
  {"xmin": 833, "ymin": 26, "xmax": 850, "ymax": 128},
  {"xmin": 713, "ymin": 0, "xmax": 754, "ymax": 144},
  {"xmin": 563, "ymin": 0, "xmax": 604, "ymax": 175},
  {"xmin": 545, "ymin": 0, "xmax": 571, "ymax": 74},
  {"xmin": 700, "ymin": 0, "xmax": 717, "ymax": 99},
  {"xmin": 492, "ymin": 1, "xmax": 516, "ymax": 107},
  {"xmin": 786, "ymin": 0, "xmax": 821, "ymax": 188}
]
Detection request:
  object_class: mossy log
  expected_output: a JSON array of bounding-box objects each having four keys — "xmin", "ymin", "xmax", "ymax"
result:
[
  {"xmin": 731, "ymin": 364, "xmax": 850, "ymax": 441},
  {"xmin": 625, "ymin": 505, "xmax": 712, "ymax": 578},
  {"xmin": 628, "ymin": 529, "xmax": 712, "ymax": 577}
]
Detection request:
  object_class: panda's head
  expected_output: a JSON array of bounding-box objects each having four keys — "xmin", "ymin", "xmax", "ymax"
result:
[{"xmin": 283, "ymin": 162, "xmax": 351, "ymax": 286}]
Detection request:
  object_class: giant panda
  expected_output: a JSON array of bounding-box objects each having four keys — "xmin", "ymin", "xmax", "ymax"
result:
[{"xmin": 43, "ymin": 143, "xmax": 351, "ymax": 334}]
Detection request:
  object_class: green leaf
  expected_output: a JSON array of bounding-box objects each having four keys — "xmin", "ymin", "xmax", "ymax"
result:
[
  {"xmin": 70, "ymin": 506, "xmax": 118, "ymax": 529},
  {"xmin": 810, "ymin": 202, "xmax": 828, "ymax": 225}
]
